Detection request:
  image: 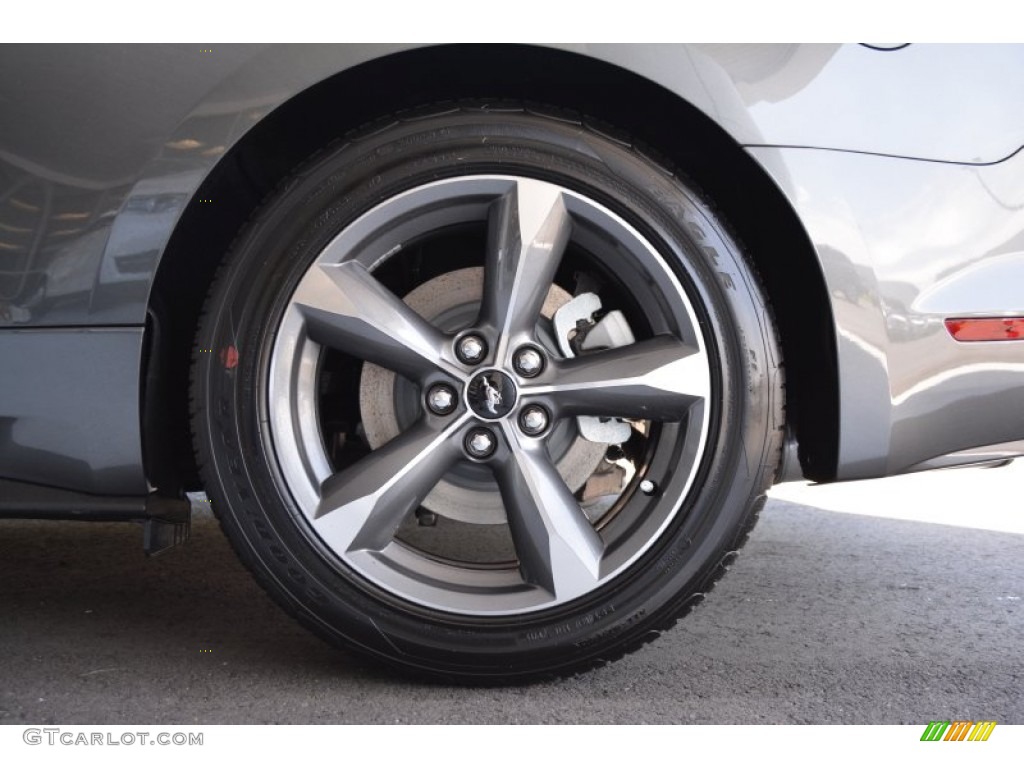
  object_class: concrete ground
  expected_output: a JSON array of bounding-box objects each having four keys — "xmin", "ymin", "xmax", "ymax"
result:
[{"xmin": 0, "ymin": 463, "xmax": 1021, "ymax": 724}]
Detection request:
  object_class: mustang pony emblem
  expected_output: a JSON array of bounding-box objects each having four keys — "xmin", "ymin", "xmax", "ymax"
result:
[{"xmin": 481, "ymin": 375, "xmax": 503, "ymax": 415}]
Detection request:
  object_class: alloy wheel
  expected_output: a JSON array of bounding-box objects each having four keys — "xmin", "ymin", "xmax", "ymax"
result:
[{"xmin": 267, "ymin": 175, "xmax": 712, "ymax": 615}]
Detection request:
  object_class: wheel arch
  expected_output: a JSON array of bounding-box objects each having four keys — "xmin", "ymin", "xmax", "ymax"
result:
[{"xmin": 146, "ymin": 44, "xmax": 839, "ymax": 494}]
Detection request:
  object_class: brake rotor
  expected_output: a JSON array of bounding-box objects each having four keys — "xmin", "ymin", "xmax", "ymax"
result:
[{"xmin": 358, "ymin": 267, "xmax": 608, "ymax": 524}]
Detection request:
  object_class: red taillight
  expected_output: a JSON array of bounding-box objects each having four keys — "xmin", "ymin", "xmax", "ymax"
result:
[{"xmin": 945, "ymin": 318, "xmax": 1024, "ymax": 342}]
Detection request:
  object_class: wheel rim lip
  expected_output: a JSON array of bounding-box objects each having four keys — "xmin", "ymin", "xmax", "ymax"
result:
[{"xmin": 265, "ymin": 174, "xmax": 713, "ymax": 616}]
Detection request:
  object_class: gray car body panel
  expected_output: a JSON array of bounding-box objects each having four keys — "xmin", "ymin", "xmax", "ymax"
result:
[
  {"xmin": 1, "ymin": 43, "xmax": 1023, "ymax": 494},
  {"xmin": 750, "ymin": 145, "xmax": 1024, "ymax": 479},
  {"xmin": 0, "ymin": 327, "xmax": 146, "ymax": 493}
]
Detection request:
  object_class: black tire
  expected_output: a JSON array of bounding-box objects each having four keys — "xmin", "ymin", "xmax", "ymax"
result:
[{"xmin": 191, "ymin": 105, "xmax": 783, "ymax": 683}]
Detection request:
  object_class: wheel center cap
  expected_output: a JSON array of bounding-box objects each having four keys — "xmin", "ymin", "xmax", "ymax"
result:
[{"xmin": 467, "ymin": 370, "xmax": 517, "ymax": 420}]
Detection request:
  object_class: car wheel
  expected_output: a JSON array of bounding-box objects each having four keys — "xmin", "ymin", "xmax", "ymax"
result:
[{"xmin": 191, "ymin": 105, "xmax": 783, "ymax": 682}]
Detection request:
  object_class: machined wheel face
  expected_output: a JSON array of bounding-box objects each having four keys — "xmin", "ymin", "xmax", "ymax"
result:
[
  {"xmin": 268, "ymin": 175, "xmax": 712, "ymax": 615},
  {"xmin": 192, "ymin": 106, "xmax": 782, "ymax": 681}
]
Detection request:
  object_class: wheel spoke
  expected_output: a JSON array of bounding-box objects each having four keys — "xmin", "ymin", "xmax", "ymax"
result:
[
  {"xmin": 312, "ymin": 416, "xmax": 467, "ymax": 553},
  {"xmin": 528, "ymin": 336, "xmax": 709, "ymax": 421},
  {"xmin": 480, "ymin": 179, "xmax": 572, "ymax": 361},
  {"xmin": 495, "ymin": 424, "xmax": 604, "ymax": 599},
  {"xmin": 293, "ymin": 261, "xmax": 453, "ymax": 381}
]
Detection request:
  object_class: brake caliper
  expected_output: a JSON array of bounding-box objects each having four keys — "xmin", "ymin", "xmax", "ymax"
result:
[{"xmin": 552, "ymin": 293, "xmax": 635, "ymax": 444}]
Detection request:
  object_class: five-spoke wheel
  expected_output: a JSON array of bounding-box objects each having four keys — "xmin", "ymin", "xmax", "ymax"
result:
[{"xmin": 268, "ymin": 176, "xmax": 711, "ymax": 614}]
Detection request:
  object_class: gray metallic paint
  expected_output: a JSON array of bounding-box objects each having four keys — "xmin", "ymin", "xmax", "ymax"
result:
[
  {"xmin": 0, "ymin": 327, "xmax": 146, "ymax": 493},
  {"xmin": 750, "ymin": 145, "xmax": 1024, "ymax": 478},
  {"xmin": 2, "ymin": 43, "xmax": 1023, "ymax": 495},
  {"xmin": 6, "ymin": 44, "xmax": 1023, "ymax": 330}
]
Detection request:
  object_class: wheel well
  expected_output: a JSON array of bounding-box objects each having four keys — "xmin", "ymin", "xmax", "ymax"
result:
[{"xmin": 147, "ymin": 44, "xmax": 839, "ymax": 493}]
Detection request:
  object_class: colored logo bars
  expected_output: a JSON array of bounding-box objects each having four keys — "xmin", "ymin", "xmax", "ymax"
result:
[{"xmin": 920, "ymin": 721, "xmax": 997, "ymax": 742}]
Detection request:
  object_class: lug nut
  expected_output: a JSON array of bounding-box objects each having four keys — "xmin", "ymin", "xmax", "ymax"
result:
[
  {"xmin": 425, "ymin": 383, "xmax": 457, "ymax": 415},
  {"xmin": 456, "ymin": 334, "xmax": 487, "ymax": 365},
  {"xmin": 513, "ymin": 346, "xmax": 544, "ymax": 378},
  {"xmin": 464, "ymin": 427, "xmax": 497, "ymax": 459},
  {"xmin": 518, "ymin": 405, "xmax": 550, "ymax": 436}
]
